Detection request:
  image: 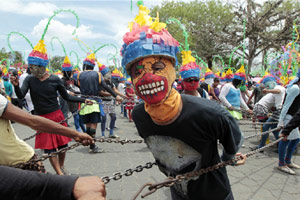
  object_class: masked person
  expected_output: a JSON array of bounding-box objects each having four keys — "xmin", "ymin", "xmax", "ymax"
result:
[
  {"xmin": 179, "ymin": 51, "xmax": 208, "ymax": 98},
  {"xmin": 276, "ymin": 71, "xmax": 300, "ymax": 175},
  {"xmin": 251, "ymin": 73, "xmax": 285, "ymax": 150},
  {"xmin": 76, "ymin": 54, "xmax": 123, "ymax": 153},
  {"xmin": 121, "ymin": 2, "xmax": 246, "ymax": 199},
  {"xmin": 219, "ymin": 66, "xmax": 252, "ymax": 120},
  {"xmin": 98, "ymin": 64, "xmax": 126, "ymax": 138},
  {"xmin": 10, "ymin": 40, "xmax": 93, "ymax": 175}
]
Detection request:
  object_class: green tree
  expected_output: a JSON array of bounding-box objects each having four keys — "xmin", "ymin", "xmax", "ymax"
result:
[
  {"xmin": 49, "ymin": 56, "xmax": 64, "ymax": 71},
  {"xmin": 151, "ymin": 0, "xmax": 235, "ymax": 69}
]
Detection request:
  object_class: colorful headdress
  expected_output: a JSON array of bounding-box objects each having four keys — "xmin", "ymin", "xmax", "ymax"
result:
[
  {"xmin": 125, "ymin": 79, "xmax": 132, "ymax": 85},
  {"xmin": 204, "ymin": 68, "xmax": 215, "ymax": 79},
  {"xmin": 84, "ymin": 53, "xmax": 96, "ymax": 67},
  {"xmin": 261, "ymin": 72, "xmax": 276, "ymax": 84},
  {"xmin": 62, "ymin": 56, "xmax": 73, "ymax": 71},
  {"xmin": 225, "ymin": 68, "xmax": 234, "ymax": 82},
  {"xmin": 220, "ymin": 72, "xmax": 226, "ymax": 82},
  {"xmin": 111, "ymin": 68, "xmax": 120, "ymax": 80},
  {"xmin": 120, "ymin": 76, "xmax": 127, "ymax": 81},
  {"xmin": 234, "ymin": 65, "xmax": 246, "ymax": 81},
  {"xmin": 28, "ymin": 9, "xmax": 79, "ymax": 68},
  {"xmin": 121, "ymin": 1, "xmax": 180, "ymax": 73},
  {"xmin": 98, "ymin": 60, "xmax": 110, "ymax": 76},
  {"xmin": 179, "ymin": 51, "xmax": 200, "ymax": 80},
  {"xmin": 28, "ymin": 40, "xmax": 49, "ymax": 67}
]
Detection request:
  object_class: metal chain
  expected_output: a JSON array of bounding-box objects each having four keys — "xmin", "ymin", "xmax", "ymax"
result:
[
  {"xmin": 133, "ymin": 138, "xmax": 283, "ymax": 199},
  {"xmin": 239, "ymin": 121, "xmax": 278, "ymax": 125},
  {"xmin": 244, "ymin": 127, "xmax": 281, "ymax": 139},
  {"xmin": 94, "ymin": 138, "xmax": 145, "ymax": 145},
  {"xmin": 101, "ymin": 162, "xmax": 157, "ymax": 184},
  {"xmin": 13, "ymin": 138, "xmax": 145, "ymax": 168},
  {"xmin": 23, "ymin": 104, "xmax": 88, "ymax": 141}
]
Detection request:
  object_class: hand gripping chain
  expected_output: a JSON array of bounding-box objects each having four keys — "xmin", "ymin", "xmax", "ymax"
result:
[{"xmin": 132, "ymin": 137, "xmax": 283, "ymax": 200}]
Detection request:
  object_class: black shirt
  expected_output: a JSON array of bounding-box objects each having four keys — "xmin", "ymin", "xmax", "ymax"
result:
[
  {"xmin": 77, "ymin": 70, "xmax": 117, "ymax": 98},
  {"xmin": 14, "ymin": 75, "xmax": 85, "ymax": 115},
  {"xmin": 0, "ymin": 165, "xmax": 77, "ymax": 200},
  {"xmin": 132, "ymin": 94, "xmax": 242, "ymax": 200},
  {"xmin": 99, "ymin": 80, "xmax": 117, "ymax": 101}
]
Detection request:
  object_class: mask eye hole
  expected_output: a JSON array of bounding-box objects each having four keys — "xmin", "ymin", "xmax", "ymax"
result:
[
  {"xmin": 130, "ymin": 62, "xmax": 144, "ymax": 78},
  {"xmin": 152, "ymin": 61, "xmax": 165, "ymax": 72}
]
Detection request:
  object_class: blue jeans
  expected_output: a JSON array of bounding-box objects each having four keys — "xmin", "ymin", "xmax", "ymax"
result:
[
  {"xmin": 73, "ymin": 113, "xmax": 86, "ymax": 132},
  {"xmin": 101, "ymin": 113, "xmax": 116, "ymax": 136},
  {"xmin": 258, "ymin": 118, "xmax": 279, "ymax": 148},
  {"xmin": 278, "ymin": 138, "xmax": 300, "ymax": 166}
]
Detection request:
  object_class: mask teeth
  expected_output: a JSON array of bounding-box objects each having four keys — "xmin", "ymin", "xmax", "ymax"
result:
[{"xmin": 138, "ymin": 80, "xmax": 165, "ymax": 96}]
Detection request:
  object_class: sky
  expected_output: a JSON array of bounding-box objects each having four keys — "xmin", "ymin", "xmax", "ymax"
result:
[{"xmin": 0, "ymin": 0, "xmax": 193, "ymax": 68}]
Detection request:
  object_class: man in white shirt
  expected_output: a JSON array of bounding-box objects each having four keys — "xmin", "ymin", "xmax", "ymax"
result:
[
  {"xmin": 117, "ymin": 77, "xmax": 127, "ymax": 117},
  {"xmin": 252, "ymin": 73, "xmax": 285, "ymax": 150},
  {"xmin": 19, "ymin": 68, "xmax": 34, "ymax": 113}
]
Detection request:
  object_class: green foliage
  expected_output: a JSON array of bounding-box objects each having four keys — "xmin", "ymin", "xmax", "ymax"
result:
[
  {"xmin": 49, "ymin": 56, "xmax": 64, "ymax": 71},
  {"xmin": 151, "ymin": 0, "xmax": 235, "ymax": 64}
]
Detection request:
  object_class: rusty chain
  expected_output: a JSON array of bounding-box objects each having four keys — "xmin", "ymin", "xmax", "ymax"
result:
[
  {"xmin": 133, "ymin": 138, "xmax": 283, "ymax": 200},
  {"xmin": 239, "ymin": 121, "xmax": 278, "ymax": 125},
  {"xmin": 13, "ymin": 138, "xmax": 145, "ymax": 169},
  {"xmin": 244, "ymin": 127, "xmax": 281, "ymax": 139},
  {"xmin": 101, "ymin": 162, "xmax": 157, "ymax": 184}
]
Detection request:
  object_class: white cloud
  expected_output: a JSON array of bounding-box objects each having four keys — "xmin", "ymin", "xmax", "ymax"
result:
[
  {"xmin": 0, "ymin": 0, "xmax": 58, "ymax": 16},
  {"xmin": 31, "ymin": 18, "xmax": 108, "ymax": 42}
]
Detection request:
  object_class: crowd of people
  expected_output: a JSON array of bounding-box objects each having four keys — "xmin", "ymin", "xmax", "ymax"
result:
[{"xmin": 1, "ymin": 1, "xmax": 300, "ymax": 200}]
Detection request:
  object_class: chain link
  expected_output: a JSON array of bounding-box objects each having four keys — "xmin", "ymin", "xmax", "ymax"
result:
[
  {"xmin": 13, "ymin": 138, "xmax": 145, "ymax": 168},
  {"xmin": 133, "ymin": 138, "xmax": 283, "ymax": 199},
  {"xmin": 239, "ymin": 121, "xmax": 278, "ymax": 125},
  {"xmin": 244, "ymin": 127, "xmax": 281, "ymax": 139},
  {"xmin": 101, "ymin": 162, "xmax": 157, "ymax": 184}
]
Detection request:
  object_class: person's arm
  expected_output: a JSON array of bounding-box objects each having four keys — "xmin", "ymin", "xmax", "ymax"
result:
[
  {"xmin": 219, "ymin": 84, "xmax": 232, "ymax": 108},
  {"xmin": 281, "ymin": 108, "xmax": 300, "ymax": 136},
  {"xmin": 239, "ymin": 91, "xmax": 250, "ymax": 110},
  {"xmin": 10, "ymin": 75, "xmax": 29, "ymax": 99},
  {"xmin": 2, "ymin": 101, "xmax": 93, "ymax": 144},
  {"xmin": 209, "ymin": 86, "xmax": 218, "ymax": 100},
  {"xmin": 57, "ymin": 78, "xmax": 86, "ymax": 103},
  {"xmin": 216, "ymin": 105, "xmax": 246, "ymax": 166},
  {"xmin": 278, "ymin": 86, "xmax": 299, "ymax": 127},
  {"xmin": 99, "ymin": 77, "xmax": 117, "ymax": 98},
  {"xmin": 99, "ymin": 90, "xmax": 112, "ymax": 97},
  {"xmin": 0, "ymin": 166, "xmax": 106, "ymax": 200},
  {"xmin": 113, "ymin": 87, "xmax": 127, "ymax": 99},
  {"xmin": 247, "ymin": 88, "xmax": 256, "ymax": 104},
  {"xmin": 263, "ymin": 88, "xmax": 281, "ymax": 94}
]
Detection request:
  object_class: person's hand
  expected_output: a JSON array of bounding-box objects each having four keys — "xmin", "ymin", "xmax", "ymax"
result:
[
  {"xmin": 69, "ymin": 91, "xmax": 75, "ymax": 96},
  {"xmin": 85, "ymin": 99, "xmax": 93, "ymax": 105},
  {"xmin": 279, "ymin": 133, "xmax": 288, "ymax": 141},
  {"xmin": 73, "ymin": 176, "xmax": 106, "ymax": 200},
  {"xmin": 10, "ymin": 75, "xmax": 19, "ymax": 86},
  {"xmin": 277, "ymin": 121, "xmax": 284, "ymax": 129},
  {"xmin": 262, "ymin": 89, "xmax": 268, "ymax": 94},
  {"xmin": 74, "ymin": 133, "xmax": 94, "ymax": 146},
  {"xmin": 235, "ymin": 153, "xmax": 246, "ymax": 166},
  {"xmin": 247, "ymin": 109, "xmax": 253, "ymax": 114},
  {"xmin": 228, "ymin": 106, "xmax": 234, "ymax": 111},
  {"xmin": 115, "ymin": 95, "xmax": 123, "ymax": 104}
]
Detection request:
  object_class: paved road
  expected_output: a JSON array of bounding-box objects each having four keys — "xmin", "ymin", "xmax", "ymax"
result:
[{"xmin": 13, "ymin": 110, "xmax": 300, "ymax": 200}]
